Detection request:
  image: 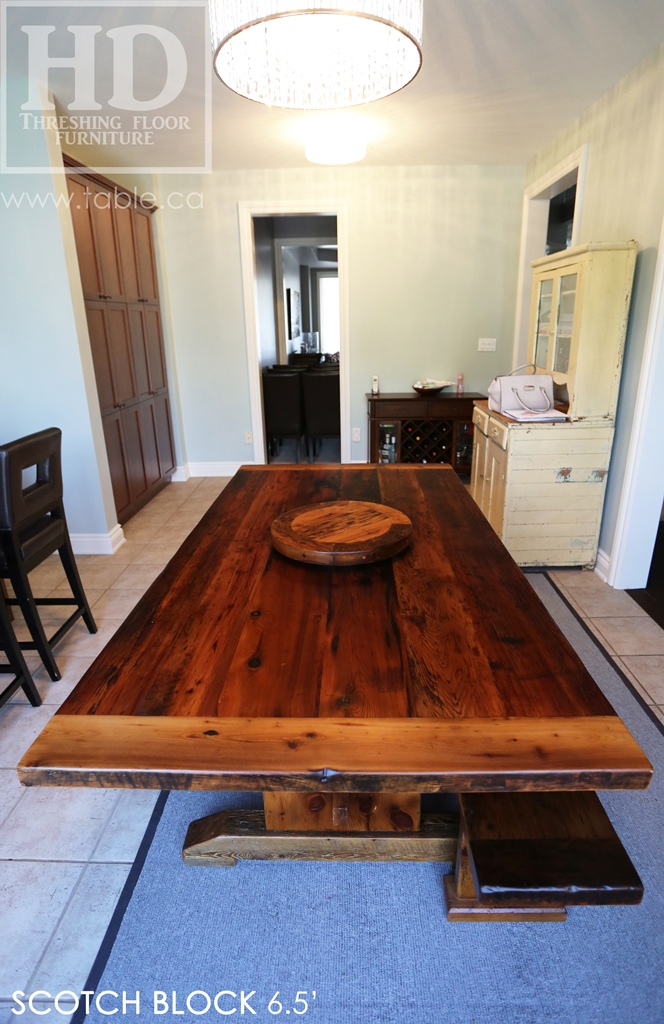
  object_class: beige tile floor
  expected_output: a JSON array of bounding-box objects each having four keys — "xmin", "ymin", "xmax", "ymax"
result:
[
  {"xmin": 0, "ymin": 477, "xmax": 229, "ymax": 1024},
  {"xmin": 1, "ymin": 485, "xmax": 663, "ymax": 1022},
  {"xmin": 548, "ymin": 568, "xmax": 664, "ymax": 724}
]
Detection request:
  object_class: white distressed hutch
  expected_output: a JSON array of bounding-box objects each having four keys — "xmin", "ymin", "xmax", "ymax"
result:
[{"xmin": 470, "ymin": 241, "xmax": 637, "ymax": 567}]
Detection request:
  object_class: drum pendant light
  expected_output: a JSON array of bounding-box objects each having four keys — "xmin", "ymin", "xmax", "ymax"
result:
[{"xmin": 210, "ymin": 1, "xmax": 423, "ymax": 109}]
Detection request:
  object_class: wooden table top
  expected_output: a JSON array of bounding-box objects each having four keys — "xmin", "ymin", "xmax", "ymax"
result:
[{"xmin": 19, "ymin": 465, "xmax": 652, "ymax": 793}]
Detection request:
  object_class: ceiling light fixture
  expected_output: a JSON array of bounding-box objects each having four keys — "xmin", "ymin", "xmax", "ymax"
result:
[
  {"xmin": 210, "ymin": 1, "xmax": 423, "ymax": 110},
  {"xmin": 303, "ymin": 113, "xmax": 368, "ymax": 163}
]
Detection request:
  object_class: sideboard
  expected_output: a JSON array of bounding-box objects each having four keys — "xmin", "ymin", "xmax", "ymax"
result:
[{"xmin": 367, "ymin": 392, "xmax": 485, "ymax": 472}]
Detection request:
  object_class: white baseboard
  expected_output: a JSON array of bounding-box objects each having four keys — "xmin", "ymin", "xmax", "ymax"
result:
[
  {"xmin": 71, "ymin": 524, "xmax": 126, "ymax": 556},
  {"xmin": 185, "ymin": 462, "xmax": 249, "ymax": 477},
  {"xmin": 170, "ymin": 464, "xmax": 191, "ymax": 482},
  {"xmin": 594, "ymin": 547, "xmax": 611, "ymax": 583}
]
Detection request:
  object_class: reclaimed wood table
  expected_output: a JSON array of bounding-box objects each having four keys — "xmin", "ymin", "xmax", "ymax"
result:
[{"xmin": 18, "ymin": 466, "xmax": 652, "ymax": 922}]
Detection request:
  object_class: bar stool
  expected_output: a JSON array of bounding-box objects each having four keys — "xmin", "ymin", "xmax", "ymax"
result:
[
  {"xmin": 0, "ymin": 584, "xmax": 41, "ymax": 709},
  {"xmin": 302, "ymin": 370, "xmax": 341, "ymax": 460},
  {"xmin": 0, "ymin": 427, "xmax": 97, "ymax": 682},
  {"xmin": 262, "ymin": 372, "xmax": 306, "ymax": 462}
]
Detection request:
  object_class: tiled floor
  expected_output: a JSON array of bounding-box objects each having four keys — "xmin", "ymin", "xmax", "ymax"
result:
[
  {"xmin": 0, "ymin": 477, "xmax": 229, "ymax": 1023},
  {"xmin": 549, "ymin": 568, "xmax": 664, "ymax": 724},
  {"xmin": 1, "ymin": 485, "xmax": 663, "ymax": 1023}
]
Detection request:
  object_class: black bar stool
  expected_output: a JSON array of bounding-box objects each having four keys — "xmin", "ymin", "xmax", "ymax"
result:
[
  {"xmin": 302, "ymin": 371, "xmax": 341, "ymax": 460},
  {"xmin": 262, "ymin": 372, "xmax": 306, "ymax": 462},
  {"xmin": 0, "ymin": 581, "xmax": 41, "ymax": 709},
  {"xmin": 0, "ymin": 427, "xmax": 97, "ymax": 682}
]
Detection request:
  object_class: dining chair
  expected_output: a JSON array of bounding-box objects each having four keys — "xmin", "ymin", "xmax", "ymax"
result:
[
  {"xmin": 262, "ymin": 371, "xmax": 306, "ymax": 462},
  {"xmin": 0, "ymin": 427, "xmax": 97, "ymax": 682},
  {"xmin": 0, "ymin": 576, "xmax": 42, "ymax": 709},
  {"xmin": 302, "ymin": 370, "xmax": 341, "ymax": 460}
]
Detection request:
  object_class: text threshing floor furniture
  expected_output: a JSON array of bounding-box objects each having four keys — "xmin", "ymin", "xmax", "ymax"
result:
[{"xmin": 18, "ymin": 466, "xmax": 652, "ymax": 922}]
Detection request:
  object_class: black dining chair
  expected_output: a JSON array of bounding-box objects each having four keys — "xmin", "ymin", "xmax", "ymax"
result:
[
  {"xmin": 302, "ymin": 371, "xmax": 341, "ymax": 460},
  {"xmin": 0, "ymin": 428, "xmax": 97, "ymax": 682},
  {"xmin": 0, "ymin": 583, "xmax": 41, "ymax": 709},
  {"xmin": 262, "ymin": 372, "xmax": 306, "ymax": 463}
]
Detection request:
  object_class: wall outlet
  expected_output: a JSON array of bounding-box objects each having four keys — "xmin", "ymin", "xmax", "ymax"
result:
[
  {"xmin": 478, "ymin": 337, "xmax": 497, "ymax": 351},
  {"xmin": 352, "ymin": 427, "xmax": 361, "ymax": 442},
  {"xmin": 244, "ymin": 431, "xmax": 253, "ymax": 444}
]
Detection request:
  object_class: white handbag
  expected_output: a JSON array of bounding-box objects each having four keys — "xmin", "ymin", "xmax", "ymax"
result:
[{"xmin": 487, "ymin": 364, "xmax": 554, "ymax": 416}]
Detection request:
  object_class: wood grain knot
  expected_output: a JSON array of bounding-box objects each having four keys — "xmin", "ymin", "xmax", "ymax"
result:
[
  {"xmin": 359, "ymin": 797, "xmax": 376, "ymax": 815},
  {"xmin": 307, "ymin": 795, "xmax": 327, "ymax": 814},
  {"xmin": 390, "ymin": 808, "xmax": 415, "ymax": 831},
  {"xmin": 247, "ymin": 657, "xmax": 261, "ymax": 669},
  {"xmin": 250, "ymin": 610, "xmax": 261, "ymax": 618},
  {"xmin": 203, "ymin": 730, "xmax": 219, "ymax": 736}
]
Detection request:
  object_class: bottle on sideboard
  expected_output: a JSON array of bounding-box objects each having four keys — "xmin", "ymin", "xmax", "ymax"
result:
[{"xmin": 456, "ymin": 373, "xmax": 464, "ymax": 396}]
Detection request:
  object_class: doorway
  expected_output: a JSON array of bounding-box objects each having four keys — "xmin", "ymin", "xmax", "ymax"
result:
[
  {"xmin": 238, "ymin": 200, "xmax": 351, "ymax": 465},
  {"xmin": 512, "ymin": 146, "xmax": 588, "ymax": 368}
]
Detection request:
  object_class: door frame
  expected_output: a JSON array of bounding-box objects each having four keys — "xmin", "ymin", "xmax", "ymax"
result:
[
  {"xmin": 238, "ymin": 199, "xmax": 351, "ymax": 465},
  {"xmin": 604, "ymin": 214, "xmax": 664, "ymax": 589},
  {"xmin": 511, "ymin": 145, "xmax": 588, "ymax": 368}
]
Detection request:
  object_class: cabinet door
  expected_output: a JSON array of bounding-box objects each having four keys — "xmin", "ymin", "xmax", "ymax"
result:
[
  {"xmin": 120, "ymin": 406, "xmax": 149, "ymax": 503},
  {"xmin": 485, "ymin": 440, "xmax": 507, "ymax": 536},
  {"xmin": 533, "ymin": 276, "xmax": 555, "ymax": 370},
  {"xmin": 106, "ymin": 304, "xmax": 139, "ymax": 407},
  {"xmin": 102, "ymin": 412, "xmax": 132, "ymax": 519},
  {"xmin": 134, "ymin": 208, "xmax": 159, "ymax": 301},
  {"xmin": 89, "ymin": 185, "xmax": 123, "ymax": 300},
  {"xmin": 143, "ymin": 307, "xmax": 167, "ymax": 391},
  {"xmin": 85, "ymin": 302, "xmax": 116, "ymax": 415},
  {"xmin": 115, "ymin": 203, "xmax": 141, "ymax": 301},
  {"xmin": 138, "ymin": 401, "xmax": 162, "ymax": 490},
  {"xmin": 470, "ymin": 428, "xmax": 487, "ymax": 508},
  {"xmin": 69, "ymin": 179, "xmax": 104, "ymax": 300},
  {"xmin": 153, "ymin": 392, "xmax": 176, "ymax": 476},
  {"xmin": 127, "ymin": 305, "xmax": 151, "ymax": 401}
]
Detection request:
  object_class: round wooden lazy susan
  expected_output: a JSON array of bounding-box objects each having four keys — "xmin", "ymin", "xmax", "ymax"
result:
[{"xmin": 271, "ymin": 500, "xmax": 412, "ymax": 566}]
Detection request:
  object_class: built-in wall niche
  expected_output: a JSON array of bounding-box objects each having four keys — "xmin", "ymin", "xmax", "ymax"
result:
[{"xmin": 546, "ymin": 184, "xmax": 577, "ymax": 255}]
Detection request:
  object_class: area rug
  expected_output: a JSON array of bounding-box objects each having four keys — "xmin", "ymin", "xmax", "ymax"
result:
[{"xmin": 76, "ymin": 575, "xmax": 664, "ymax": 1024}]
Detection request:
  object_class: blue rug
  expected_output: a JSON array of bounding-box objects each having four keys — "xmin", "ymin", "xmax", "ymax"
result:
[{"xmin": 79, "ymin": 576, "xmax": 664, "ymax": 1024}]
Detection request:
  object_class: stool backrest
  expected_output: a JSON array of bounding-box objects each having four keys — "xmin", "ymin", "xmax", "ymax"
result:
[
  {"xmin": 262, "ymin": 373, "xmax": 303, "ymax": 437},
  {"xmin": 0, "ymin": 428, "xmax": 63, "ymax": 531},
  {"xmin": 302, "ymin": 372, "xmax": 340, "ymax": 437}
]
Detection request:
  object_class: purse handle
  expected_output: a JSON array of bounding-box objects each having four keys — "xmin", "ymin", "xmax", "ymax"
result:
[
  {"xmin": 508, "ymin": 363, "xmax": 537, "ymax": 376},
  {"xmin": 511, "ymin": 385, "xmax": 552, "ymax": 413}
]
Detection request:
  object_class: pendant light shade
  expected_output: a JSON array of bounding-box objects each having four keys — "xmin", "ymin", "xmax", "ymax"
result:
[{"xmin": 210, "ymin": 1, "xmax": 423, "ymax": 109}]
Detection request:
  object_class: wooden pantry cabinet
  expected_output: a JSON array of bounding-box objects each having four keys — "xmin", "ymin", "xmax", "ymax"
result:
[
  {"xmin": 66, "ymin": 157, "xmax": 175, "ymax": 524},
  {"xmin": 470, "ymin": 242, "xmax": 637, "ymax": 567}
]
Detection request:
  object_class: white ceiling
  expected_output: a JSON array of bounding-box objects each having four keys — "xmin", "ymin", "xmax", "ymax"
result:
[
  {"xmin": 214, "ymin": 0, "xmax": 664, "ymax": 168},
  {"xmin": 35, "ymin": 0, "xmax": 664, "ymax": 170}
]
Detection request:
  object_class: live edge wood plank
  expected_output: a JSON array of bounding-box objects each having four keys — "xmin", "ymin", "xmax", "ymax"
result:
[{"xmin": 18, "ymin": 715, "xmax": 652, "ymax": 791}]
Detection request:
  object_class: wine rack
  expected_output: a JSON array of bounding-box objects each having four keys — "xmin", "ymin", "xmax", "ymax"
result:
[
  {"xmin": 400, "ymin": 420, "xmax": 453, "ymax": 464},
  {"xmin": 367, "ymin": 392, "xmax": 485, "ymax": 473}
]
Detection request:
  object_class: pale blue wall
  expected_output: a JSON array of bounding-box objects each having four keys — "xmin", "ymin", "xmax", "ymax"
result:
[
  {"xmin": 0, "ymin": 118, "xmax": 111, "ymax": 535},
  {"xmin": 526, "ymin": 43, "xmax": 664, "ymax": 561},
  {"xmin": 155, "ymin": 165, "xmax": 524, "ymax": 463}
]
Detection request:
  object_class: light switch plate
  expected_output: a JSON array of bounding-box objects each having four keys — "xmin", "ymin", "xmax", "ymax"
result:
[
  {"xmin": 478, "ymin": 338, "xmax": 497, "ymax": 351},
  {"xmin": 244, "ymin": 432, "xmax": 253, "ymax": 444},
  {"xmin": 352, "ymin": 427, "xmax": 361, "ymax": 442}
]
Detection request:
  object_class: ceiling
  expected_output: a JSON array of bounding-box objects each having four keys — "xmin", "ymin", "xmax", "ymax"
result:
[{"xmin": 26, "ymin": 0, "xmax": 664, "ymax": 171}]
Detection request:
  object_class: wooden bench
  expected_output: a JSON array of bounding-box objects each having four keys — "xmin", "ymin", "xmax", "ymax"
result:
[{"xmin": 444, "ymin": 791, "xmax": 643, "ymax": 922}]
